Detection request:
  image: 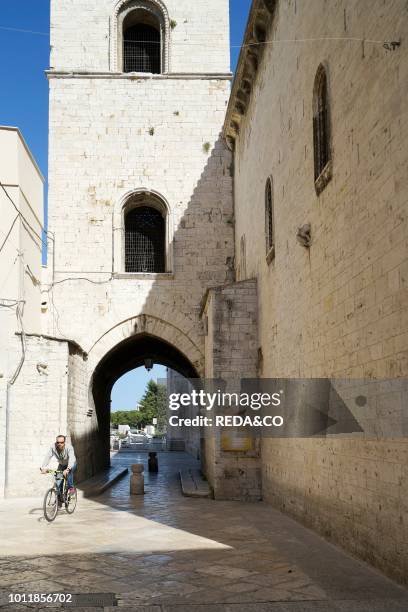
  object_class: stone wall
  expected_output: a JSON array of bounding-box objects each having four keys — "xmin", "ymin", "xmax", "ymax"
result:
[
  {"xmin": 44, "ymin": 0, "xmax": 235, "ymax": 483},
  {"xmin": 202, "ymin": 279, "xmax": 261, "ymax": 501},
  {"xmin": 50, "ymin": 0, "xmax": 230, "ymax": 75},
  {"xmin": 5, "ymin": 336, "xmax": 70, "ymax": 497},
  {"xmin": 0, "ymin": 382, "xmax": 7, "ymax": 496},
  {"xmin": 3, "ymin": 335, "xmax": 99, "ymax": 496},
  {"xmin": 45, "ymin": 76, "xmax": 234, "ymax": 466},
  {"xmin": 46, "ymin": 73, "xmax": 234, "ymax": 351},
  {"xmin": 0, "ymin": 127, "xmax": 44, "ymax": 498},
  {"xmin": 227, "ymin": 0, "xmax": 408, "ymax": 584},
  {"xmin": 67, "ymin": 345, "xmax": 100, "ymax": 482}
]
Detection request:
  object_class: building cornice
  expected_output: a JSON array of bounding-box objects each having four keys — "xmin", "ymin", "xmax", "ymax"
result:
[
  {"xmin": 16, "ymin": 332, "xmax": 88, "ymax": 357},
  {"xmin": 46, "ymin": 71, "xmax": 233, "ymax": 81},
  {"xmin": 0, "ymin": 126, "xmax": 45, "ymax": 183},
  {"xmin": 223, "ymin": 0, "xmax": 276, "ymax": 150}
]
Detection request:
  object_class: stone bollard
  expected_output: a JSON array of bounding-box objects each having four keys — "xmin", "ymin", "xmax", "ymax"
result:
[
  {"xmin": 148, "ymin": 452, "xmax": 158, "ymax": 472},
  {"xmin": 130, "ymin": 464, "xmax": 144, "ymax": 495}
]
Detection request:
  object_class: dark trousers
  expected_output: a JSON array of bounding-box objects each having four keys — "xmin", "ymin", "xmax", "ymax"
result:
[{"xmin": 57, "ymin": 463, "xmax": 76, "ymax": 489}]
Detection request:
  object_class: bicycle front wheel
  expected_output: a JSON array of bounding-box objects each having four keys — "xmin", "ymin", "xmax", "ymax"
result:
[
  {"xmin": 43, "ymin": 487, "xmax": 58, "ymax": 522},
  {"xmin": 65, "ymin": 489, "xmax": 77, "ymax": 514}
]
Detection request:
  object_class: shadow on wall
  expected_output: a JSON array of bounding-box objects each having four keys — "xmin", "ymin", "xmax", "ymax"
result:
[{"xmin": 64, "ymin": 135, "xmax": 234, "ymax": 485}]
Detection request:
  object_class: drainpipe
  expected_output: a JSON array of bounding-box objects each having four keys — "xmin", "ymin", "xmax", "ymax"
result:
[
  {"xmin": 4, "ymin": 382, "xmax": 11, "ymax": 497},
  {"xmin": 4, "ymin": 317, "xmax": 26, "ymax": 497},
  {"xmin": 4, "ymin": 249, "xmax": 26, "ymax": 497}
]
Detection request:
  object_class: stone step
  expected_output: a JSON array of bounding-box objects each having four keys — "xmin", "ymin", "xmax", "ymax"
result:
[
  {"xmin": 78, "ymin": 466, "xmax": 128, "ymax": 498},
  {"xmin": 179, "ymin": 468, "xmax": 211, "ymax": 498}
]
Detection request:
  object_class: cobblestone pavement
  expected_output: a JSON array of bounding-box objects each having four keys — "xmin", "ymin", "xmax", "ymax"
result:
[{"xmin": 0, "ymin": 451, "xmax": 407, "ymax": 611}]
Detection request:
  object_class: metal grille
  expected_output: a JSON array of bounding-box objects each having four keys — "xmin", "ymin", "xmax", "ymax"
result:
[
  {"xmin": 266, "ymin": 178, "xmax": 274, "ymax": 251},
  {"xmin": 313, "ymin": 69, "xmax": 330, "ymax": 180},
  {"xmin": 125, "ymin": 206, "xmax": 165, "ymax": 273},
  {"xmin": 124, "ymin": 24, "xmax": 161, "ymax": 73}
]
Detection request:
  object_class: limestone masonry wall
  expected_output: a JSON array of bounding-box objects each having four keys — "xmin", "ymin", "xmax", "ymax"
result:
[
  {"xmin": 45, "ymin": 0, "xmax": 235, "ymax": 489},
  {"xmin": 6, "ymin": 336, "xmax": 70, "ymax": 497},
  {"xmin": 67, "ymin": 345, "xmax": 99, "ymax": 483},
  {"xmin": 50, "ymin": 0, "xmax": 230, "ymax": 74},
  {"xmin": 231, "ymin": 0, "xmax": 408, "ymax": 583},
  {"xmin": 47, "ymin": 76, "xmax": 234, "ymax": 356},
  {"xmin": 203, "ymin": 280, "xmax": 261, "ymax": 501}
]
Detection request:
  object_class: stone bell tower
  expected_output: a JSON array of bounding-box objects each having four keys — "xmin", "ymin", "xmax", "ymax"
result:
[{"xmin": 43, "ymin": 0, "xmax": 236, "ymax": 484}]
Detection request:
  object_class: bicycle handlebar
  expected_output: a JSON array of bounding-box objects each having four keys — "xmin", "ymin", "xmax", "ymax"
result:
[{"xmin": 41, "ymin": 469, "xmax": 65, "ymax": 475}]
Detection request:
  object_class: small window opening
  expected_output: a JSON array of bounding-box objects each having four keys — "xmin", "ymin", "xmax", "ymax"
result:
[
  {"xmin": 265, "ymin": 177, "xmax": 275, "ymax": 263},
  {"xmin": 313, "ymin": 65, "xmax": 332, "ymax": 191},
  {"xmin": 125, "ymin": 206, "xmax": 165, "ymax": 272}
]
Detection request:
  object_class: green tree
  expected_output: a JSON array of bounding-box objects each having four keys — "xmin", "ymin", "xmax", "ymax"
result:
[
  {"xmin": 139, "ymin": 379, "xmax": 168, "ymax": 431},
  {"xmin": 110, "ymin": 410, "xmax": 143, "ymax": 429},
  {"xmin": 156, "ymin": 382, "xmax": 168, "ymax": 432}
]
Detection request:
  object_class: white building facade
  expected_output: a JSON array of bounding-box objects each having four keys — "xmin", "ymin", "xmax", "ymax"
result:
[{"xmin": 0, "ymin": 127, "xmax": 44, "ymax": 495}]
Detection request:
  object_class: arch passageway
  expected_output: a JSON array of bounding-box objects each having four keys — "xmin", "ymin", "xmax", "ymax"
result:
[{"xmin": 91, "ymin": 333, "xmax": 200, "ymax": 470}]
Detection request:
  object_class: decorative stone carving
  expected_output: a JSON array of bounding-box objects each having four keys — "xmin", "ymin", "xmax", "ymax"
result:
[
  {"xmin": 224, "ymin": 0, "xmax": 275, "ymax": 147},
  {"xmin": 234, "ymin": 100, "xmax": 246, "ymax": 115},
  {"xmin": 253, "ymin": 21, "xmax": 267, "ymax": 43},
  {"xmin": 260, "ymin": 0, "xmax": 275, "ymax": 14}
]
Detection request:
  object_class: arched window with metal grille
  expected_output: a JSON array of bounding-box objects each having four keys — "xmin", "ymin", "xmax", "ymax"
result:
[
  {"xmin": 125, "ymin": 206, "xmax": 165, "ymax": 273},
  {"xmin": 112, "ymin": 0, "xmax": 170, "ymax": 74},
  {"xmin": 265, "ymin": 176, "xmax": 275, "ymax": 263},
  {"xmin": 313, "ymin": 64, "xmax": 332, "ymax": 193},
  {"xmin": 124, "ymin": 21, "xmax": 161, "ymax": 73}
]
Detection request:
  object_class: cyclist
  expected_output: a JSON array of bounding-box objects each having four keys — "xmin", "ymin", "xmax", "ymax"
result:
[{"xmin": 40, "ymin": 435, "xmax": 77, "ymax": 496}]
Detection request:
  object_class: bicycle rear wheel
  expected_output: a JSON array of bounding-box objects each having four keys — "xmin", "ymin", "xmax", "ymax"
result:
[
  {"xmin": 65, "ymin": 489, "xmax": 77, "ymax": 514},
  {"xmin": 43, "ymin": 487, "xmax": 58, "ymax": 522}
]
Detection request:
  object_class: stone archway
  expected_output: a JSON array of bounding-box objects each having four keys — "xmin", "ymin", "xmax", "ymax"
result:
[
  {"xmin": 75, "ymin": 315, "xmax": 203, "ymax": 477},
  {"xmin": 88, "ymin": 313, "xmax": 204, "ymax": 377}
]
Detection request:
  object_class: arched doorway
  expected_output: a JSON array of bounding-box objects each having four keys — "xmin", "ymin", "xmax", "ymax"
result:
[{"xmin": 91, "ymin": 333, "xmax": 200, "ymax": 472}]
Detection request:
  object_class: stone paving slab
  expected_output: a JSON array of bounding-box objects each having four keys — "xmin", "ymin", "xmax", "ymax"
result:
[
  {"xmin": 179, "ymin": 469, "xmax": 211, "ymax": 498},
  {"xmin": 7, "ymin": 604, "xmax": 402, "ymax": 612},
  {"xmin": 159, "ymin": 603, "xmax": 408, "ymax": 612},
  {"xmin": 0, "ymin": 452, "xmax": 407, "ymax": 611}
]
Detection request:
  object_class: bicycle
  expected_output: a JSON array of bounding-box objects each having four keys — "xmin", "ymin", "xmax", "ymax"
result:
[{"xmin": 42, "ymin": 470, "xmax": 77, "ymax": 522}]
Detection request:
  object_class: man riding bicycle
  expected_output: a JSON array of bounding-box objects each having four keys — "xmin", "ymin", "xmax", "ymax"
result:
[{"xmin": 40, "ymin": 435, "xmax": 77, "ymax": 496}]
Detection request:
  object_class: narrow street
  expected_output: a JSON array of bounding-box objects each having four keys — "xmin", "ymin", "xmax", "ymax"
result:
[{"xmin": 0, "ymin": 451, "xmax": 407, "ymax": 611}]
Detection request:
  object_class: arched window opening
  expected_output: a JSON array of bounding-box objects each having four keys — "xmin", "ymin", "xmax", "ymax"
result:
[
  {"xmin": 125, "ymin": 206, "xmax": 165, "ymax": 273},
  {"xmin": 123, "ymin": 9, "xmax": 161, "ymax": 73},
  {"xmin": 313, "ymin": 65, "xmax": 332, "ymax": 193},
  {"xmin": 113, "ymin": 0, "xmax": 170, "ymax": 74},
  {"xmin": 124, "ymin": 22, "xmax": 161, "ymax": 73},
  {"xmin": 265, "ymin": 177, "xmax": 275, "ymax": 264}
]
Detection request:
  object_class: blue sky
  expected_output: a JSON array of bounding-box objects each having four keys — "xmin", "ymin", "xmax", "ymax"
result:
[
  {"xmin": 0, "ymin": 0, "xmax": 251, "ymax": 182},
  {"xmin": 112, "ymin": 366, "xmax": 168, "ymax": 410},
  {"xmin": 0, "ymin": 0, "xmax": 252, "ymax": 411}
]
